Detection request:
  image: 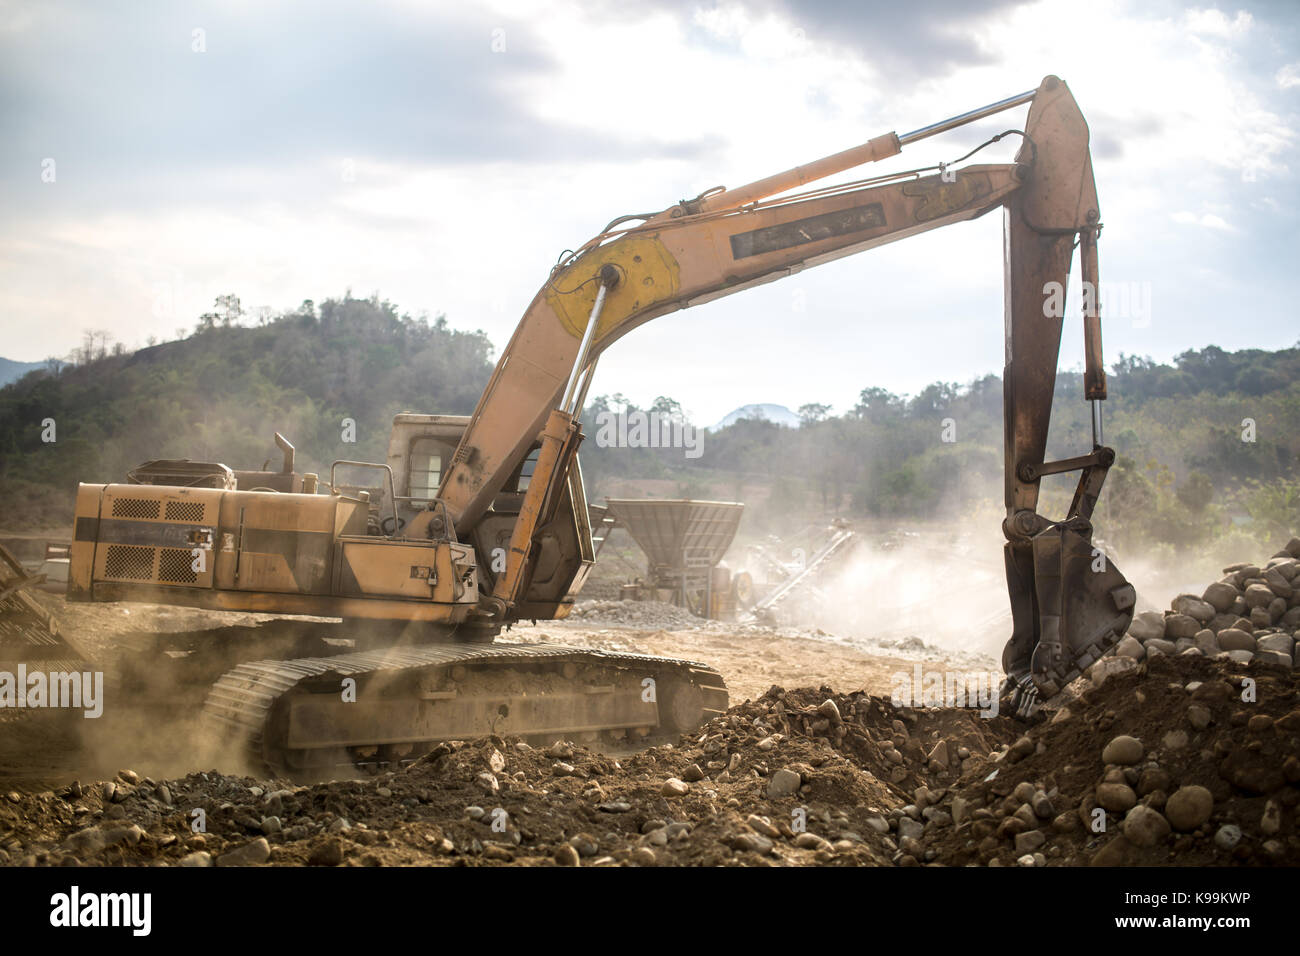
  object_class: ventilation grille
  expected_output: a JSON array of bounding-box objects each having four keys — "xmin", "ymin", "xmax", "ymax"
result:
[
  {"xmin": 158, "ymin": 547, "xmax": 198, "ymax": 583},
  {"xmin": 104, "ymin": 545, "xmax": 154, "ymax": 580},
  {"xmin": 111, "ymin": 498, "xmax": 160, "ymax": 519},
  {"xmin": 164, "ymin": 500, "xmax": 205, "ymax": 523}
]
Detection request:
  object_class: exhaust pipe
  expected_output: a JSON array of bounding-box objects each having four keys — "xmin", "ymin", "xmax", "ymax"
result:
[{"xmin": 275, "ymin": 432, "xmax": 295, "ymax": 474}]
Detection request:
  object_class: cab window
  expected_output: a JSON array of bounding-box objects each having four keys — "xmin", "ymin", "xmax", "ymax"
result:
[
  {"xmin": 409, "ymin": 439, "xmax": 443, "ymax": 501},
  {"xmin": 514, "ymin": 446, "xmax": 540, "ymax": 492}
]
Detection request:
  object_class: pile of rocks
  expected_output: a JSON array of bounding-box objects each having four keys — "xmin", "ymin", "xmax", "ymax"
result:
[
  {"xmin": 1114, "ymin": 537, "xmax": 1300, "ymax": 670},
  {"xmin": 2, "ymin": 649, "xmax": 1295, "ymax": 867},
  {"xmin": 0, "ymin": 685, "xmax": 1015, "ymax": 868},
  {"xmin": 920, "ymin": 651, "xmax": 1300, "ymax": 867},
  {"xmin": 568, "ymin": 600, "xmax": 703, "ymax": 629}
]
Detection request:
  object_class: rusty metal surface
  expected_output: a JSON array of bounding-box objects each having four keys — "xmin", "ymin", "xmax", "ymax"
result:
[{"xmin": 0, "ymin": 543, "xmax": 85, "ymax": 670}]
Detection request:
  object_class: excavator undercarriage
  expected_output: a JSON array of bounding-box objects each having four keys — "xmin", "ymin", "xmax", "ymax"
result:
[{"xmin": 206, "ymin": 643, "xmax": 725, "ymax": 776}]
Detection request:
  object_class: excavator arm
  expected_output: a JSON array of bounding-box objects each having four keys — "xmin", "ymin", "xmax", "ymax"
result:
[{"xmin": 439, "ymin": 75, "xmax": 1135, "ymax": 707}]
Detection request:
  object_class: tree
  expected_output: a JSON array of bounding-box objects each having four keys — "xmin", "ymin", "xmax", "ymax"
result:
[
  {"xmin": 1111, "ymin": 352, "xmax": 1155, "ymax": 376},
  {"xmin": 853, "ymin": 386, "xmax": 901, "ymax": 420},
  {"xmin": 1175, "ymin": 471, "xmax": 1214, "ymax": 513},
  {"xmin": 798, "ymin": 402, "xmax": 830, "ymax": 425},
  {"xmin": 1245, "ymin": 478, "xmax": 1300, "ymax": 543},
  {"xmin": 650, "ymin": 396, "xmax": 684, "ymax": 419},
  {"xmin": 910, "ymin": 382, "xmax": 958, "ymax": 417},
  {"xmin": 215, "ymin": 294, "xmax": 244, "ymax": 327}
]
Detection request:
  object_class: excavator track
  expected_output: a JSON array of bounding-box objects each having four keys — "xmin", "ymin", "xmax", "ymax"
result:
[{"xmin": 201, "ymin": 642, "xmax": 728, "ymax": 777}]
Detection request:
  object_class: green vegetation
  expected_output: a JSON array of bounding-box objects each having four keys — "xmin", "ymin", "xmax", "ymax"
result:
[
  {"xmin": 580, "ymin": 344, "xmax": 1300, "ymax": 553},
  {"xmin": 0, "ymin": 294, "xmax": 493, "ymax": 528}
]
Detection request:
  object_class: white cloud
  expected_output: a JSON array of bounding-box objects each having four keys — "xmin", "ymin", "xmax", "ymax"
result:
[
  {"xmin": 1171, "ymin": 210, "xmax": 1235, "ymax": 231},
  {"xmin": 3, "ymin": 0, "xmax": 1299, "ymax": 424},
  {"xmin": 1184, "ymin": 8, "xmax": 1253, "ymax": 37}
]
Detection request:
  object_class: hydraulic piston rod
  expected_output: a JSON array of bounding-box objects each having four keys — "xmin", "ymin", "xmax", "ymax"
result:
[
  {"xmin": 690, "ymin": 86, "xmax": 1039, "ymax": 216},
  {"xmin": 898, "ymin": 88, "xmax": 1037, "ymax": 146},
  {"xmin": 561, "ymin": 263, "xmax": 620, "ymax": 413}
]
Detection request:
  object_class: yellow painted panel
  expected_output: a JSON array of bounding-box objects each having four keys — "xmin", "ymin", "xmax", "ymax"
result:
[{"xmin": 543, "ymin": 236, "xmax": 681, "ymax": 343}]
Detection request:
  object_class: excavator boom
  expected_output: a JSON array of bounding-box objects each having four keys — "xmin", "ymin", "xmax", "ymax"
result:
[{"xmin": 444, "ymin": 74, "xmax": 1134, "ymax": 705}]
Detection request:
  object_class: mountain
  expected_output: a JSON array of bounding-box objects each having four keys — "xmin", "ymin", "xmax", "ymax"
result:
[
  {"xmin": 0, "ymin": 294, "xmax": 494, "ymax": 529},
  {"xmin": 709, "ymin": 403, "xmax": 802, "ymax": 431},
  {"xmin": 0, "ymin": 358, "xmax": 55, "ymax": 388}
]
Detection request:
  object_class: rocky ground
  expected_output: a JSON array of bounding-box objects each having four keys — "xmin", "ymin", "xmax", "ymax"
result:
[
  {"xmin": 0, "ymin": 647, "xmax": 1296, "ymax": 868},
  {"xmin": 0, "ymin": 543, "xmax": 1296, "ymax": 867}
]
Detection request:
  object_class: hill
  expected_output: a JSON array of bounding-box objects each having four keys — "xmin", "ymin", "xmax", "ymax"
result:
[
  {"xmin": 0, "ymin": 357, "xmax": 55, "ymax": 388},
  {"xmin": 0, "ymin": 294, "xmax": 494, "ymax": 529},
  {"xmin": 709, "ymin": 403, "xmax": 801, "ymax": 430}
]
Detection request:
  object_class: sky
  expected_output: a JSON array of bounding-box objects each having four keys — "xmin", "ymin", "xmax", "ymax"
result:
[{"xmin": 1, "ymin": 0, "xmax": 1297, "ymax": 426}]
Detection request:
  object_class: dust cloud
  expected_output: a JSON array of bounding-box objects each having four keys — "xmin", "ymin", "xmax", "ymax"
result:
[{"xmin": 756, "ymin": 530, "xmax": 1012, "ymax": 662}]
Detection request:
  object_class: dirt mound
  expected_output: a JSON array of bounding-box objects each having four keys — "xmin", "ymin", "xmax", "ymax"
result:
[
  {"xmin": 0, "ymin": 684, "xmax": 1015, "ymax": 867},
  {"xmin": 926, "ymin": 653, "xmax": 1299, "ymax": 866},
  {"xmin": 4, "ymin": 650, "xmax": 1291, "ymax": 868}
]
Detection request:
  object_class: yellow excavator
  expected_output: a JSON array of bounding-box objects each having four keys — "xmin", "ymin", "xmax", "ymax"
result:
[{"xmin": 66, "ymin": 74, "xmax": 1134, "ymax": 774}]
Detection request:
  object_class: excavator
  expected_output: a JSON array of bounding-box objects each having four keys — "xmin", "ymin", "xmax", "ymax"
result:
[{"xmin": 65, "ymin": 74, "xmax": 1134, "ymax": 775}]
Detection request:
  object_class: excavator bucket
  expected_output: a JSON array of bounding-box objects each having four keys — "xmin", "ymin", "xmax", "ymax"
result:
[
  {"xmin": 0, "ymin": 542, "xmax": 86, "ymax": 674},
  {"xmin": 1004, "ymin": 521, "xmax": 1135, "ymax": 701}
]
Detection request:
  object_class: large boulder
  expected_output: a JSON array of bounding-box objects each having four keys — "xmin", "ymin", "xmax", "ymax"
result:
[
  {"xmin": 1202, "ymin": 581, "xmax": 1240, "ymax": 614},
  {"xmin": 1123, "ymin": 805, "xmax": 1171, "ymax": 847},
  {"xmin": 1257, "ymin": 633, "xmax": 1294, "ymax": 653},
  {"xmin": 1164, "ymin": 613, "xmax": 1201, "ymax": 640},
  {"xmin": 1145, "ymin": 638, "xmax": 1176, "ymax": 657},
  {"xmin": 1264, "ymin": 568, "xmax": 1293, "ymax": 600},
  {"xmin": 1193, "ymin": 629, "xmax": 1220, "ymax": 656},
  {"xmin": 1102, "ymin": 735, "xmax": 1144, "ymax": 765},
  {"xmin": 1244, "ymin": 584, "xmax": 1275, "ymax": 609},
  {"xmin": 1172, "ymin": 594, "xmax": 1215, "ymax": 624},
  {"xmin": 1115, "ymin": 635, "xmax": 1145, "ymax": 660},
  {"xmin": 1230, "ymin": 565, "xmax": 1261, "ymax": 587},
  {"xmin": 1207, "ymin": 612, "xmax": 1240, "ymax": 634},
  {"xmin": 1127, "ymin": 611, "xmax": 1165, "ymax": 642},
  {"xmin": 1217, "ymin": 628, "xmax": 1257, "ymax": 653}
]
